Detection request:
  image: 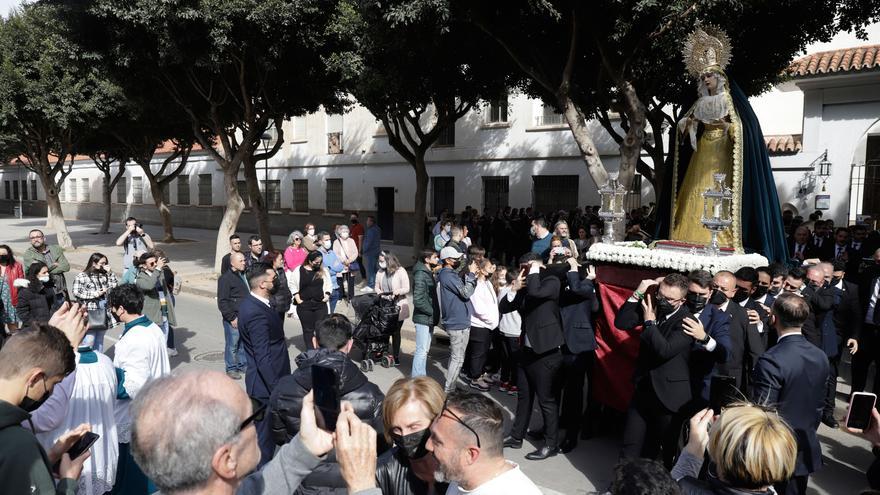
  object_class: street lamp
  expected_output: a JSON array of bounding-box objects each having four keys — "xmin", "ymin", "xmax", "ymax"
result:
[
  {"xmin": 260, "ymin": 131, "xmax": 272, "ymax": 207},
  {"xmin": 817, "ymin": 149, "xmax": 832, "ymax": 192}
]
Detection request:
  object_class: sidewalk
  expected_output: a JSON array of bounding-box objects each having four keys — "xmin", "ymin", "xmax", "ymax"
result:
[{"xmin": 0, "ymin": 214, "xmax": 422, "ymax": 335}]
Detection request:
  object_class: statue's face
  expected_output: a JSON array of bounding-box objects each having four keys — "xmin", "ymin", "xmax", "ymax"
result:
[{"xmin": 701, "ymin": 72, "xmax": 719, "ymax": 93}]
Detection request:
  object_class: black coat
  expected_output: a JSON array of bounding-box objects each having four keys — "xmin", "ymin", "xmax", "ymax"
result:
[
  {"xmin": 715, "ymin": 302, "xmax": 750, "ymax": 390},
  {"xmin": 217, "ymin": 270, "xmax": 249, "ymax": 322},
  {"xmin": 376, "ymin": 448, "xmax": 449, "ymax": 495},
  {"xmin": 559, "ymin": 271, "xmax": 598, "ymax": 353},
  {"xmin": 752, "ymin": 334, "xmax": 830, "ymax": 476},
  {"xmin": 615, "ymin": 301, "xmax": 693, "ymax": 413},
  {"xmin": 833, "ymin": 280, "xmax": 862, "ymax": 342},
  {"xmin": 498, "ymin": 270, "xmax": 564, "ymax": 354},
  {"xmin": 679, "ymin": 477, "xmax": 774, "ymax": 495},
  {"xmin": 16, "ymin": 281, "xmax": 55, "ymax": 327},
  {"xmin": 269, "ymin": 349, "xmax": 385, "ymax": 495},
  {"xmin": 802, "ymin": 284, "xmax": 837, "ymax": 348},
  {"xmin": 271, "ymin": 267, "xmax": 293, "ymax": 313}
]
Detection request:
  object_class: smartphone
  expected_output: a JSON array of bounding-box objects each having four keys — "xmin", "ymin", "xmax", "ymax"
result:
[
  {"xmin": 710, "ymin": 375, "xmax": 740, "ymax": 415},
  {"xmin": 312, "ymin": 365, "xmax": 340, "ymax": 432},
  {"xmin": 53, "ymin": 431, "xmax": 99, "ymax": 472},
  {"xmin": 846, "ymin": 392, "xmax": 877, "ymax": 430}
]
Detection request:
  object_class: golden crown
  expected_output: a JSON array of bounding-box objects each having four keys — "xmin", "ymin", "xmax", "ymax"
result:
[{"xmin": 682, "ymin": 25, "xmax": 732, "ymax": 77}]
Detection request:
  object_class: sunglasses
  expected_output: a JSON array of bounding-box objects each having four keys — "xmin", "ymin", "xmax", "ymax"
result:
[
  {"xmin": 240, "ymin": 399, "xmax": 267, "ymax": 432},
  {"xmin": 437, "ymin": 400, "xmax": 481, "ymax": 448}
]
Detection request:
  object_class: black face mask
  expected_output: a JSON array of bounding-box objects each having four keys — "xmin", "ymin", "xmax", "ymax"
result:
[
  {"xmin": 731, "ymin": 288, "xmax": 750, "ymax": 303},
  {"xmin": 686, "ymin": 292, "xmax": 708, "ymax": 313},
  {"xmin": 709, "ymin": 290, "xmax": 728, "ymax": 306},
  {"xmin": 0, "ymin": 255, "xmax": 10, "ymax": 265},
  {"xmin": 655, "ymin": 295, "xmax": 676, "ymax": 317},
  {"xmin": 768, "ymin": 286, "xmax": 782, "ymax": 297},
  {"xmin": 350, "ymin": 218, "xmax": 358, "ymax": 225},
  {"xmin": 830, "ymin": 276, "xmax": 841, "ymax": 286},
  {"xmin": 19, "ymin": 378, "xmax": 50, "ymax": 413},
  {"xmin": 751, "ymin": 285, "xmax": 769, "ymax": 300},
  {"xmin": 450, "ymin": 259, "xmax": 461, "ymax": 269},
  {"xmin": 390, "ymin": 428, "xmax": 431, "ymax": 459}
]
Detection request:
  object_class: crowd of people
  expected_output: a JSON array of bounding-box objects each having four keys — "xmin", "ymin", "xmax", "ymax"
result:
[{"xmin": 3, "ymin": 205, "xmax": 880, "ymax": 494}]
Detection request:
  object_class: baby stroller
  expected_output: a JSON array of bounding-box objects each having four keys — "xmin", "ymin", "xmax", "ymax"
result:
[{"xmin": 351, "ymin": 293, "xmax": 400, "ymax": 372}]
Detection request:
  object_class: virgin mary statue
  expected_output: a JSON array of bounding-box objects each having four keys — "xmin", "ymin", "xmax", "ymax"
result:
[{"xmin": 664, "ymin": 27, "xmax": 787, "ymax": 261}]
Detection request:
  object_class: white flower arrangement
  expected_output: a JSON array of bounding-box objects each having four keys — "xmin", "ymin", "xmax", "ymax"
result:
[{"xmin": 585, "ymin": 242, "xmax": 768, "ymax": 273}]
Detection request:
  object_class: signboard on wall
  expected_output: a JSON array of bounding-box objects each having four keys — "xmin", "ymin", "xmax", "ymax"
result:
[{"xmin": 815, "ymin": 194, "xmax": 830, "ymax": 210}]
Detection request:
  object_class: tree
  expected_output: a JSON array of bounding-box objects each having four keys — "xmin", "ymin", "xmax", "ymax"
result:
[
  {"xmin": 0, "ymin": 3, "xmax": 120, "ymax": 249},
  {"xmin": 88, "ymin": 151, "xmax": 127, "ymax": 235},
  {"xmin": 63, "ymin": 0, "xmax": 345, "ymax": 270},
  {"xmin": 331, "ymin": 0, "xmax": 510, "ymax": 258}
]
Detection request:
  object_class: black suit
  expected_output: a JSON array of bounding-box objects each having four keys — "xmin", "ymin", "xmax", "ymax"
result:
[
  {"xmin": 820, "ymin": 280, "xmax": 862, "ymax": 418},
  {"xmin": 615, "ymin": 300, "xmax": 693, "ymax": 466},
  {"xmin": 499, "ymin": 270, "xmax": 564, "ymax": 448},
  {"xmin": 855, "ymin": 274, "xmax": 880, "ymax": 394},
  {"xmin": 752, "ymin": 334, "xmax": 830, "ymax": 495},
  {"xmin": 788, "ymin": 240, "xmax": 817, "ymax": 261},
  {"xmin": 558, "ymin": 271, "xmax": 598, "ymax": 441},
  {"xmin": 715, "ymin": 302, "xmax": 750, "ymax": 390}
]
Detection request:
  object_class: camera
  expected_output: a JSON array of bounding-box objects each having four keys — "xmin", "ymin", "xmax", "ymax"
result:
[{"xmin": 136, "ymin": 223, "xmax": 143, "ymax": 229}]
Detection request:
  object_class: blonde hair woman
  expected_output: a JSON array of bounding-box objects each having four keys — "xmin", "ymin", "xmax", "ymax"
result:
[
  {"xmin": 376, "ymin": 377, "xmax": 448, "ymax": 495},
  {"xmin": 672, "ymin": 404, "xmax": 797, "ymax": 494}
]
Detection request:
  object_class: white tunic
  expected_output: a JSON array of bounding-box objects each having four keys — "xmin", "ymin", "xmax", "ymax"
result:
[
  {"xmin": 37, "ymin": 350, "xmax": 119, "ymax": 495},
  {"xmin": 445, "ymin": 461, "xmax": 542, "ymax": 495},
  {"xmin": 113, "ymin": 317, "xmax": 171, "ymax": 443}
]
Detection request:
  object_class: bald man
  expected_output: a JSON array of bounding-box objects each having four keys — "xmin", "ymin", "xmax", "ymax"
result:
[
  {"xmin": 712, "ymin": 271, "xmax": 751, "ymax": 389},
  {"xmin": 130, "ymin": 370, "xmax": 380, "ymax": 495},
  {"xmin": 218, "ymin": 252, "xmax": 249, "ymax": 379}
]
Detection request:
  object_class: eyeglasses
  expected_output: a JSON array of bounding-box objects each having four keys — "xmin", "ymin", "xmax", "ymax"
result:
[
  {"xmin": 437, "ymin": 400, "xmax": 481, "ymax": 448},
  {"xmin": 240, "ymin": 399, "xmax": 267, "ymax": 432}
]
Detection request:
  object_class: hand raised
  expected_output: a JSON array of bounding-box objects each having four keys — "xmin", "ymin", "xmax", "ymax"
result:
[
  {"xmin": 641, "ymin": 295, "xmax": 656, "ymax": 322},
  {"xmin": 682, "ymin": 317, "xmax": 707, "ymax": 341}
]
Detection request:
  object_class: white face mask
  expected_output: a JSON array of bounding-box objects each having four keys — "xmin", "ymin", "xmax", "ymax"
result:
[
  {"xmin": 322, "ymin": 240, "xmax": 332, "ymax": 250},
  {"xmin": 38, "ymin": 275, "xmax": 50, "ymax": 283},
  {"xmin": 379, "ymin": 261, "xmax": 387, "ymax": 269},
  {"xmin": 444, "ymin": 226, "xmax": 451, "ymax": 234},
  {"xmin": 590, "ymin": 228, "xmax": 599, "ymax": 237},
  {"xmin": 339, "ymin": 232, "xmax": 349, "ymax": 240},
  {"xmin": 497, "ymin": 279, "xmax": 507, "ymax": 286},
  {"xmin": 307, "ymin": 228, "xmax": 315, "ymax": 236}
]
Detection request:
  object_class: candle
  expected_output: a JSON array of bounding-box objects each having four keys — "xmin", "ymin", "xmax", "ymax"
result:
[{"xmin": 713, "ymin": 201, "xmax": 721, "ymax": 219}]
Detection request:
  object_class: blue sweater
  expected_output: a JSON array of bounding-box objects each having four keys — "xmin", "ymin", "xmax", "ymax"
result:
[
  {"xmin": 438, "ymin": 268, "xmax": 476, "ymax": 331},
  {"xmin": 531, "ymin": 234, "xmax": 552, "ymax": 260}
]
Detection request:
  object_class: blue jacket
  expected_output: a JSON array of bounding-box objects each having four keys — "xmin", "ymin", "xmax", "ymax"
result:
[
  {"xmin": 559, "ymin": 272, "xmax": 598, "ymax": 353},
  {"xmin": 531, "ymin": 234, "xmax": 552, "ymax": 260},
  {"xmin": 362, "ymin": 225, "xmax": 381, "ymax": 256},
  {"xmin": 688, "ymin": 304, "xmax": 732, "ymax": 401},
  {"xmin": 438, "ymin": 267, "xmax": 476, "ymax": 331},
  {"xmin": 320, "ymin": 248, "xmax": 345, "ymax": 290},
  {"xmin": 238, "ymin": 295, "xmax": 291, "ymax": 400}
]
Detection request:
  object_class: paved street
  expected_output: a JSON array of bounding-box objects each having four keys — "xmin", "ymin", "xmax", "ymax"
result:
[{"xmin": 5, "ymin": 215, "xmax": 877, "ymax": 494}]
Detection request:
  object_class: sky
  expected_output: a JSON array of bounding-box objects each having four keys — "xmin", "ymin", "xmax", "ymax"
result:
[{"xmin": 0, "ymin": 0, "xmax": 18, "ymax": 18}]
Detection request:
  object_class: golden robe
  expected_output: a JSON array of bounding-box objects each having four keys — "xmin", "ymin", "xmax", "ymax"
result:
[{"xmin": 670, "ymin": 123, "xmax": 734, "ymax": 246}]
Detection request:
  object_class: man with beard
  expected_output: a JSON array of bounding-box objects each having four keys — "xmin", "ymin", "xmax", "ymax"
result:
[
  {"xmin": 427, "ymin": 391, "xmax": 541, "ymax": 494},
  {"xmin": 614, "ymin": 273, "xmax": 694, "ymax": 467},
  {"xmin": 239, "ymin": 262, "xmax": 290, "ymax": 467}
]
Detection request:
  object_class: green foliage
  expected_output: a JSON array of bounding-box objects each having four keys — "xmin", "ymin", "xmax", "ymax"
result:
[{"xmin": 0, "ymin": 2, "xmax": 121, "ymax": 171}]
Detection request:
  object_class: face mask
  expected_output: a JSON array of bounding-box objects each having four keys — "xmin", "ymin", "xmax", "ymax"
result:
[
  {"xmin": 751, "ymin": 285, "xmax": 769, "ymax": 299},
  {"xmin": 0, "ymin": 255, "xmax": 9, "ymax": 265},
  {"xmin": 322, "ymin": 240, "xmax": 332, "ymax": 250},
  {"xmin": 768, "ymin": 286, "xmax": 782, "ymax": 297},
  {"xmin": 529, "ymin": 226, "xmax": 536, "ymax": 237},
  {"xmin": 830, "ymin": 276, "xmax": 841, "ymax": 286},
  {"xmin": 589, "ymin": 228, "xmax": 599, "ymax": 237},
  {"xmin": 450, "ymin": 259, "xmax": 461, "ymax": 269},
  {"xmin": 444, "ymin": 226, "xmax": 451, "ymax": 234},
  {"xmin": 20, "ymin": 378, "xmax": 50, "ymax": 413},
  {"xmin": 350, "ymin": 218, "xmax": 358, "ymax": 224},
  {"xmin": 339, "ymin": 232, "xmax": 349, "ymax": 240},
  {"xmin": 391, "ymin": 428, "xmax": 431, "ymax": 459},
  {"xmin": 311, "ymin": 261, "xmax": 323, "ymax": 270},
  {"xmin": 307, "ymin": 228, "xmax": 315, "ymax": 236},
  {"xmin": 685, "ymin": 292, "xmax": 708, "ymax": 313},
  {"xmin": 709, "ymin": 289, "xmax": 728, "ymax": 306},
  {"xmin": 497, "ymin": 279, "xmax": 508, "ymax": 286},
  {"xmin": 379, "ymin": 261, "xmax": 387, "ymax": 269},
  {"xmin": 38, "ymin": 275, "xmax": 50, "ymax": 283},
  {"xmin": 731, "ymin": 288, "xmax": 750, "ymax": 303},
  {"xmin": 655, "ymin": 295, "xmax": 676, "ymax": 317}
]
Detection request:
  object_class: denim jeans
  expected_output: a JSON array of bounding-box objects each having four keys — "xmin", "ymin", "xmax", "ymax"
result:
[
  {"xmin": 444, "ymin": 328, "xmax": 471, "ymax": 393},
  {"xmin": 364, "ymin": 253, "xmax": 379, "ymax": 288},
  {"xmin": 222, "ymin": 319, "xmax": 246, "ymax": 372},
  {"xmin": 412, "ymin": 323, "xmax": 433, "ymax": 377},
  {"xmin": 329, "ymin": 287, "xmax": 342, "ymax": 313}
]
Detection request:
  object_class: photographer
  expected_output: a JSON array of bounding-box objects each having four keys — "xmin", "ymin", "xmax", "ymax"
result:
[{"xmin": 115, "ymin": 217, "xmax": 154, "ymax": 271}]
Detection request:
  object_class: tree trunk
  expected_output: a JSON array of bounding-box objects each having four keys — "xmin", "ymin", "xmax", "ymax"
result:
[
  {"xmin": 243, "ymin": 155, "xmax": 274, "ymax": 253},
  {"xmin": 146, "ymin": 176, "xmax": 176, "ymax": 242},
  {"xmin": 214, "ymin": 168, "xmax": 245, "ymax": 273},
  {"xmin": 616, "ymin": 81, "xmax": 647, "ymax": 190},
  {"xmin": 38, "ymin": 173, "xmax": 75, "ymax": 250},
  {"xmin": 100, "ymin": 172, "xmax": 112, "ymax": 235},
  {"xmin": 560, "ymin": 95, "xmax": 609, "ymax": 188},
  {"xmin": 412, "ymin": 153, "xmax": 429, "ymax": 262}
]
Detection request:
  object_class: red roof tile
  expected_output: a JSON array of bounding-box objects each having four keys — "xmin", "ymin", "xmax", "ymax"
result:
[
  {"xmin": 789, "ymin": 44, "xmax": 880, "ymax": 77},
  {"xmin": 765, "ymin": 134, "xmax": 802, "ymax": 155}
]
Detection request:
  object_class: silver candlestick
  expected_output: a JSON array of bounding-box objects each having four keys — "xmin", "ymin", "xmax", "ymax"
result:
[
  {"xmin": 700, "ymin": 173, "xmax": 733, "ymax": 256},
  {"xmin": 598, "ymin": 174, "xmax": 628, "ymax": 243}
]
